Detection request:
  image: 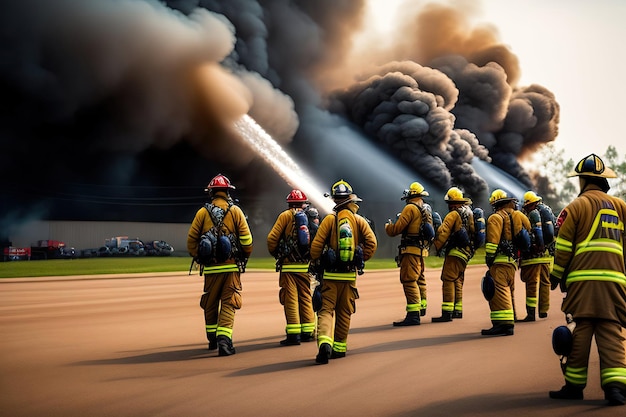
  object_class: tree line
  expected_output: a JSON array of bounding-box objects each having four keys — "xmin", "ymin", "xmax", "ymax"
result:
[{"xmin": 531, "ymin": 144, "xmax": 626, "ymax": 214}]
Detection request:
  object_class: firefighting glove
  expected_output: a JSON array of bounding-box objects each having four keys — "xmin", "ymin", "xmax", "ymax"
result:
[
  {"xmin": 550, "ymin": 274, "xmax": 560, "ymax": 291},
  {"xmin": 486, "ymin": 254, "xmax": 495, "ymax": 268}
]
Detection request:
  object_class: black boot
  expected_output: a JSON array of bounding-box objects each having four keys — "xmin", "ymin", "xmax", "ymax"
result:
[
  {"xmin": 481, "ymin": 323, "xmax": 514, "ymax": 336},
  {"xmin": 315, "ymin": 343, "xmax": 332, "ymax": 364},
  {"xmin": 207, "ymin": 333, "xmax": 217, "ymax": 351},
  {"xmin": 549, "ymin": 383, "xmax": 584, "ymax": 400},
  {"xmin": 605, "ymin": 386, "xmax": 626, "ymax": 406},
  {"xmin": 517, "ymin": 306, "xmax": 536, "ymax": 322},
  {"xmin": 280, "ymin": 333, "xmax": 301, "ymax": 346},
  {"xmin": 393, "ymin": 311, "xmax": 421, "ymax": 326},
  {"xmin": 538, "ymin": 312, "xmax": 548, "ymax": 318},
  {"xmin": 420, "ymin": 308, "xmax": 427, "ymax": 316},
  {"xmin": 330, "ymin": 350, "xmax": 346, "ymax": 359},
  {"xmin": 217, "ymin": 335, "xmax": 236, "ymax": 356},
  {"xmin": 300, "ymin": 332, "xmax": 315, "ymax": 343},
  {"xmin": 452, "ymin": 310, "xmax": 463, "ymax": 319},
  {"xmin": 432, "ymin": 311, "xmax": 453, "ymax": 323}
]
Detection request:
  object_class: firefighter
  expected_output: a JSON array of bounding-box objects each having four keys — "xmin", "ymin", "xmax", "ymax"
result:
[
  {"xmin": 186, "ymin": 174, "xmax": 253, "ymax": 356},
  {"xmin": 311, "ymin": 179, "xmax": 377, "ymax": 364},
  {"xmin": 518, "ymin": 191, "xmax": 554, "ymax": 321},
  {"xmin": 267, "ymin": 189, "xmax": 316, "ymax": 346},
  {"xmin": 549, "ymin": 154, "xmax": 626, "ymax": 406},
  {"xmin": 482, "ymin": 189, "xmax": 531, "ymax": 336},
  {"xmin": 432, "ymin": 187, "xmax": 475, "ymax": 322},
  {"xmin": 385, "ymin": 182, "xmax": 434, "ymax": 326}
]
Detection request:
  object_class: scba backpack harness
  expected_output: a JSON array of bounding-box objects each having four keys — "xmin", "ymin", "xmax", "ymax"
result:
[
  {"xmin": 320, "ymin": 210, "xmax": 365, "ymax": 275},
  {"xmin": 275, "ymin": 209, "xmax": 312, "ymax": 270},
  {"xmin": 497, "ymin": 212, "xmax": 531, "ymax": 261},
  {"xmin": 197, "ymin": 202, "xmax": 244, "ymax": 273}
]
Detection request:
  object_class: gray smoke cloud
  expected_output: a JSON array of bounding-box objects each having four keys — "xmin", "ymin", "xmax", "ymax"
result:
[{"xmin": 1, "ymin": 0, "xmax": 560, "ymax": 241}]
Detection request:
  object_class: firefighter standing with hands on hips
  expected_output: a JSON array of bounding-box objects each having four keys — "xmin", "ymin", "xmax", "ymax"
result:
[
  {"xmin": 482, "ymin": 189, "xmax": 531, "ymax": 336},
  {"xmin": 310, "ymin": 179, "xmax": 377, "ymax": 364},
  {"xmin": 385, "ymin": 181, "xmax": 434, "ymax": 326},
  {"xmin": 431, "ymin": 187, "xmax": 475, "ymax": 322},
  {"xmin": 518, "ymin": 191, "xmax": 554, "ymax": 321},
  {"xmin": 267, "ymin": 189, "xmax": 317, "ymax": 346},
  {"xmin": 186, "ymin": 174, "xmax": 253, "ymax": 356},
  {"xmin": 548, "ymin": 154, "xmax": 626, "ymax": 406}
]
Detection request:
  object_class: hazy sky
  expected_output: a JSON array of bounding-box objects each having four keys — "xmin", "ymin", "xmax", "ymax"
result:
[{"xmin": 366, "ymin": 0, "xmax": 626, "ymax": 164}]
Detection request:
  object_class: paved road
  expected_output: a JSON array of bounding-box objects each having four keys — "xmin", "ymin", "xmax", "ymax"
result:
[{"xmin": 0, "ymin": 266, "xmax": 619, "ymax": 416}]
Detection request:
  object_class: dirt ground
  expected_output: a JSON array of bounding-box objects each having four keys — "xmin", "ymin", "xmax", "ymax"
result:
[{"xmin": 0, "ymin": 265, "xmax": 621, "ymax": 416}]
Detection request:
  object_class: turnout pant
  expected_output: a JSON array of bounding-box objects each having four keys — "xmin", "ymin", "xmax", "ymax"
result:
[
  {"xmin": 563, "ymin": 318, "xmax": 626, "ymax": 391},
  {"xmin": 279, "ymin": 271, "xmax": 316, "ymax": 336},
  {"xmin": 200, "ymin": 272, "xmax": 242, "ymax": 341},
  {"xmin": 520, "ymin": 262, "xmax": 551, "ymax": 314},
  {"xmin": 439, "ymin": 256, "xmax": 466, "ymax": 313},
  {"xmin": 317, "ymin": 279, "xmax": 359, "ymax": 354},
  {"xmin": 399, "ymin": 253, "xmax": 424, "ymax": 313},
  {"xmin": 488, "ymin": 263, "xmax": 516, "ymax": 325}
]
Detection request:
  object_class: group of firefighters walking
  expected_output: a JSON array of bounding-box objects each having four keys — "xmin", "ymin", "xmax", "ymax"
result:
[{"xmin": 187, "ymin": 152, "xmax": 626, "ymax": 407}]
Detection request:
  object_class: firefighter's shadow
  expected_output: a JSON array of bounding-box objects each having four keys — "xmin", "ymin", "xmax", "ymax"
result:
[
  {"xmin": 388, "ymin": 391, "xmax": 609, "ymax": 417},
  {"xmin": 72, "ymin": 345, "xmax": 216, "ymax": 366}
]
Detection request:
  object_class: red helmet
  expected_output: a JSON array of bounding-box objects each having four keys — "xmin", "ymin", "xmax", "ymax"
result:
[
  {"xmin": 286, "ymin": 189, "xmax": 308, "ymax": 203},
  {"xmin": 205, "ymin": 174, "xmax": 235, "ymax": 192}
]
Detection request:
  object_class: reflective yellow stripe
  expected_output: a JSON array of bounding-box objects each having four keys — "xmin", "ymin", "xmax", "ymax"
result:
[
  {"xmin": 286, "ymin": 324, "xmax": 301, "ymax": 335},
  {"xmin": 442, "ymin": 301, "xmax": 454, "ymax": 312},
  {"xmin": 333, "ymin": 341, "xmax": 347, "ymax": 353},
  {"xmin": 490, "ymin": 309, "xmax": 514, "ymax": 321},
  {"xmin": 406, "ymin": 303, "xmax": 420, "ymax": 312},
  {"xmin": 520, "ymin": 256, "xmax": 552, "ymax": 266},
  {"xmin": 485, "ymin": 242, "xmax": 498, "ymax": 255},
  {"xmin": 239, "ymin": 234, "xmax": 252, "ymax": 246},
  {"xmin": 324, "ymin": 271, "xmax": 357, "ymax": 281},
  {"xmin": 555, "ymin": 236, "xmax": 573, "ymax": 252},
  {"xmin": 204, "ymin": 264, "xmax": 240, "ymax": 274},
  {"xmin": 216, "ymin": 326, "xmax": 233, "ymax": 338},
  {"xmin": 448, "ymin": 248, "xmax": 470, "ymax": 262},
  {"xmin": 318, "ymin": 335, "xmax": 333, "ymax": 347},
  {"xmin": 565, "ymin": 366, "xmax": 588, "ymax": 386},
  {"xmin": 575, "ymin": 238, "xmax": 623, "ymax": 256},
  {"xmin": 281, "ymin": 264, "xmax": 309, "ymax": 273},
  {"xmin": 566, "ymin": 269, "xmax": 626, "ymax": 286},
  {"xmin": 601, "ymin": 367, "xmax": 626, "ymax": 386}
]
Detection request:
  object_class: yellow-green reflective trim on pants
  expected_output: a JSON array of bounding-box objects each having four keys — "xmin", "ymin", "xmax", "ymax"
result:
[
  {"xmin": 601, "ymin": 367, "xmax": 626, "ymax": 387},
  {"xmin": 565, "ymin": 366, "xmax": 588, "ymax": 386}
]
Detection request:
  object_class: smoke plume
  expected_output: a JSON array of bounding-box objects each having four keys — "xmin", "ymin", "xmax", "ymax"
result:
[{"xmin": 1, "ymin": 0, "xmax": 560, "ymax": 244}]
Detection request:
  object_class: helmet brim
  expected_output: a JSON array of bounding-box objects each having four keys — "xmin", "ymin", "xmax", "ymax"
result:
[
  {"xmin": 445, "ymin": 198, "xmax": 471, "ymax": 204},
  {"xmin": 401, "ymin": 191, "xmax": 429, "ymax": 200},
  {"xmin": 491, "ymin": 197, "xmax": 517, "ymax": 206},
  {"xmin": 567, "ymin": 166, "xmax": 617, "ymax": 178}
]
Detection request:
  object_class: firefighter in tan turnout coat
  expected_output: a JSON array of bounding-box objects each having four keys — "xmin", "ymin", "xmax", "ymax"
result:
[
  {"xmin": 549, "ymin": 154, "xmax": 626, "ymax": 406},
  {"xmin": 385, "ymin": 182, "xmax": 434, "ymax": 326},
  {"xmin": 310, "ymin": 180, "xmax": 377, "ymax": 364},
  {"xmin": 483, "ymin": 189, "xmax": 531, "ymax": 336},
  {"xmin": 432, "ymin": 187, "xmax": 475, "ymax": 322},
  {"xmin": 187, "ymin": 174, "xmax": 253, "ymax": 356},
  {"xmin": 267, "ymin": 189, "xmax": 316, "ymax": 346}
]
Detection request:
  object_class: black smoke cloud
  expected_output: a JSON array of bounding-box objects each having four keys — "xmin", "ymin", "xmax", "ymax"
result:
[{"xmin": 0, "ymin": 0, "xmax": 559, "ymax": 237}]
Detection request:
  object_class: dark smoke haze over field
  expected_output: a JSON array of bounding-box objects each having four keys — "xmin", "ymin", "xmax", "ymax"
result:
[{"xmin": 0, "ymin": 0, "xmax": 560, "ymax": 239}]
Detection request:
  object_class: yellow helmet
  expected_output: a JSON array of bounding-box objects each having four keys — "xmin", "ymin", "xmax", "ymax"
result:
[
  {"xmin": 489, "ymin": 189, "xmax": 516, "ymax": 206},
  {"xmin": 444, "ymin": 187, "xmax": 468, "ymax": 204},
  {"xmin": 523, "ymin": 191, "xmax": 541, "ymax": 207},
  {"xmin": 567, "ymin": 153, "xmax": 616, "ymax": 178},
  {"xmin": 402, "ymin": 181, "xmax": 429, "ymax": 200}
]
